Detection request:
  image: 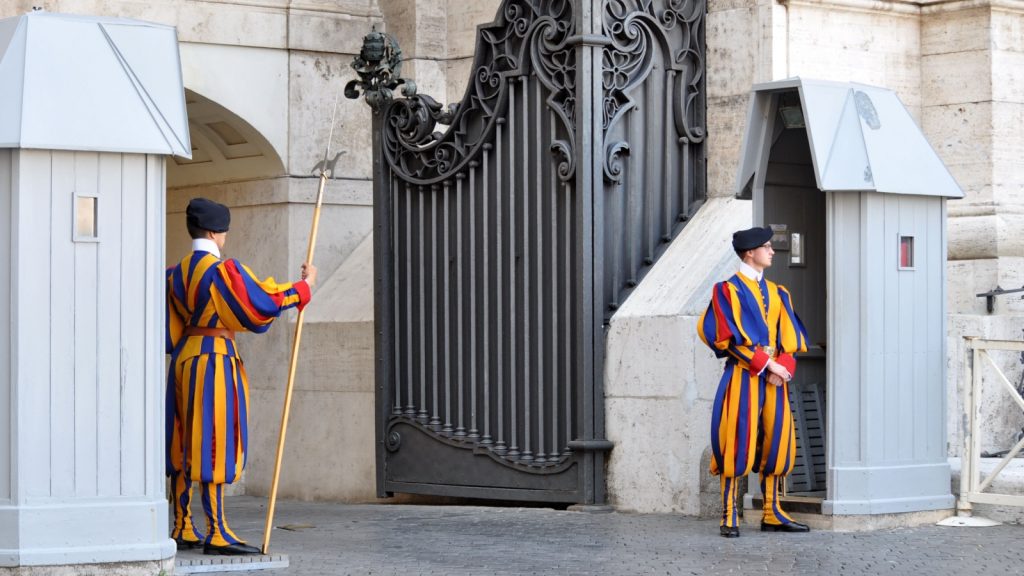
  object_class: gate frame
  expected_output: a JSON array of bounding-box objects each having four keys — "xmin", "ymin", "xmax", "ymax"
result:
[
  {"xmin": 353, "ymin": 0, "xmax": 706, "ymax": 504},
  {"xmin": 956, "ymin": 337, "xmax": 1024, "ymax": 513}
]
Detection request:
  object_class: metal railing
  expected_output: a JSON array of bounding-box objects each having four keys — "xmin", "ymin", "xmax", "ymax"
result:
[{"xmin": 956, "ymin": 337, "xmax": 1024, "ymax": 515}]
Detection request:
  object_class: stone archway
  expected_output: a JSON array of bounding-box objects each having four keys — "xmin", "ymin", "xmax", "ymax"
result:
[
  {"xmin": 169, "ymin": 89, "xmax": 285, "ymax": 189},
  {"xmin": 165, "ymin": 88, "xmax": 286, "ymax": 265}
]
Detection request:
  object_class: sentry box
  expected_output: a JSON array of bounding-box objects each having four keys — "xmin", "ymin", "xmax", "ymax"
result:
[
  {"xmin": 0, "ymin": 10, "xmax": 189, "ymax": 567},
  {"xmin": 734, "ymin": 78, "xmax": 963, "ymax": 519}
]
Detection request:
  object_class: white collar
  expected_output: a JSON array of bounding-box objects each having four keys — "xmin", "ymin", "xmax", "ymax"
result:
[
  {"xmin": 738, "ymin": 261, "xmax": 763, "ymax": 282},
  {"xmin": 192, "ymin": 238, "xmax": 221, "ymax": 259}
]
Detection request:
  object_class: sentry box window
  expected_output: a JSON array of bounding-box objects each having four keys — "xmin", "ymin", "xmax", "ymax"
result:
[
  {"xmin": 898, "ymin": 234, "xmax": 914, "ymax": 270},
  {"xmin": 74, "ymin": 193, "xmax": 98, "ymax": 242}
]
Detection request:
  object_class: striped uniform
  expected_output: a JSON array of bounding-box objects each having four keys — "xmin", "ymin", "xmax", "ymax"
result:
[
  {"xmin": 166, "ymin": 250, "xmax": 310, "ymax": 547},
  {"xmin": 698, "ymin": 272, "xmax": 808, "ymax": 528}
]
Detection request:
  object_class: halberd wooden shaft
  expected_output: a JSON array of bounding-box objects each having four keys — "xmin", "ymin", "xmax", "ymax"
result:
[{"xmin": 262, "ymin": 169, "xmax": 327, "ymax": 554}]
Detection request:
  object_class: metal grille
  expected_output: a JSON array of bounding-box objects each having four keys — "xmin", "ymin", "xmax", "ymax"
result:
[
  {"xmin": 355, "ymin": 0, "xmax": 706, "ymax": 504},
  {"xmin": 387, "ymin": 78, "xmax": 579, "ymax": 463},
  {"xmin": 788, "ymin": 380, "xmax": 827, "ymax": 493}
]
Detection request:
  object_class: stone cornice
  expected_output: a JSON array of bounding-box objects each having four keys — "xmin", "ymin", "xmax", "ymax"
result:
[
  {"xmin": 949, "ymin": 202, "xmax": 1024, "ymax": 218},
  {"xmin": 778, "ymin": 0, "xmax": 922, "ymax": 15},
  {"xmin": 779, "ymin": 0, "xmax": 1024, "ymax": 15},
  {"xmin": 288, "ymin": 2, "xmax": 383, "ymax": 18},
  {"xmin": 918, "ymin": 0, "xmax": 1024, "ymax": 13},
  {"xmin": 193, "ymin": 0, "xmax": 382, "ymax": 18}
]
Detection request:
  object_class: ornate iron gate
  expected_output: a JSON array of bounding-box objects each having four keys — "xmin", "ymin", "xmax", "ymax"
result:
[{"xmin": 348, "ymin": 0, "xmax": 705, "ymax": 504}]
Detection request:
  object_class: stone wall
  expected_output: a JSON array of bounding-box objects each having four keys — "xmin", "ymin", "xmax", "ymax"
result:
[
  {"xmin": 605, "ymin": 197, "xmax": 752, "ymax": 514},
  {"xmin": 924, "ymin": 2, "xmax": 1024, "ymax": 458}
]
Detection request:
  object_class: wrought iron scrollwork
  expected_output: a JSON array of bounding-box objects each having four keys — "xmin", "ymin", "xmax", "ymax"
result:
[
  {"xmin": 603, "ymin": 140, "xmax": 631, "ymax": 183},
  {"xmin": 601, "ymin": 0, "xmax": 706, "ymax": 179},
  {"xmin": 345, "ymin": 27, "xmax": 417, "ymax": 111},
  {"xmin": 551, "ymin": 139, "xmax": 576, "ymax": 183},
  {"xmin": 378, "ymin": 0, "xmax": 576, "ymax": 186}
]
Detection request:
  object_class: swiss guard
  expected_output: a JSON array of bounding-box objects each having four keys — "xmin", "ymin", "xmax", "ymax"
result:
[
  {"xmin": 698, "ymin": 226, "xmax": 810, "ymax": 538},
  {"xmin": 166, "ymin": 198, "xmax": 317, "ymax": 555}
]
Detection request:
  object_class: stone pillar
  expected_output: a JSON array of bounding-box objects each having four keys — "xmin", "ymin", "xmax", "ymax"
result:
[
  {"xmin": 378, "ymin": 0, "xmax": 448, "ymax": 98},
  {"xmin": 706, "ymin": 0, "xmax": 782, "ymax": 200},
  {"xmin": 922, "ymin": 1, "xmax": 1024, "ymax": 457},
  {"xmin": 444, "ymin": 0, "xmax": 503, "ymax": 104}
]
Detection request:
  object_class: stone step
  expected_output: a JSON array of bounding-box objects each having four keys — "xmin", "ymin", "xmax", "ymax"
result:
[{"xmin": 175, "ymin": 551, "xmax": 289, "ymax": 574}]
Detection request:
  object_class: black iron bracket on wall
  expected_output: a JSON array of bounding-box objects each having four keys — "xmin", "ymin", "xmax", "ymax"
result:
[{"xmin": 976, "ymin": 285, "xmax": 1024, "ymax": 313}]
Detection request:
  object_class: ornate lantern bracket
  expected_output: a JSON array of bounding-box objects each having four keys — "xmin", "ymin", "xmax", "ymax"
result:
[{"xmin": 345, "ymin": 26, "xmax": 417, "ymax": 111}]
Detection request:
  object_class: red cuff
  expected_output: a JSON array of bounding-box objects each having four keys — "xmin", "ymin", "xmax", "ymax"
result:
[
  {"xmin": 750, "ymin": 349, "xmax": 770, "ymax": 374},
  {"xmin": 294, "ymin": 280, "xmax": 312, "ymax": 311},
  {"xmin": 776, "ymin": 353, "xmax": 797, "ymax": 377}
]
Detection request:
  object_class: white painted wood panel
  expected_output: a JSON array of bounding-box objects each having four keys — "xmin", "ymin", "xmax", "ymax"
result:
[
  {"xmin": 828, "ymin": 192, "xmax": 863, "ymax": 466},
  {"xmin": 18, "ymin": 150, "xmax": 54, "ymax": 500},
  {"xmin": 144, "ymin": 154, "xmax": 165, "ymax": 497},
  {"xmin": 73, "ymin": 152, "xmax": 99, "ymax": 497},
  {"xmin": 120, "ymin": 154, "xmax": 147, "ymax": 497},
  {"xmin": 97, "ymin": 152, "xmax": 124, "ymax": 496},
  {"xmin": 50, "ymin": 151, "xmax": 76, "ymax": 498},
  {"xmin": 863, "ymin": 192, "xmax": 887, "ymax": 463},
  {"xmin": 0, "ymin": 150, "xmax": 10, "ymax": 502}
]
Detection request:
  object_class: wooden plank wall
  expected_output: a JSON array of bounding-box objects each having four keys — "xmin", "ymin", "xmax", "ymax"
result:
[
  {"xmin": 10, "ymin": 150, "xmax": 158, "ymax": 501},
  {"xmin": 0, "ymin": 150, "xmax": 10, "ymax": 503}
]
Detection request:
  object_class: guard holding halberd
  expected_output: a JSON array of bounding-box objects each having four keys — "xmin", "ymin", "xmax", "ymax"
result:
[{"xmin": 165, "ymin": 198, "xmax": 317, "ymax": 555}]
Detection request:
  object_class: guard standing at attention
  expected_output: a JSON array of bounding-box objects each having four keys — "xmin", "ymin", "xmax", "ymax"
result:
[
  {"xmin": 166, "ymin": 198, "xmax": 317, "ymax": 555},
  {"xmin": 698, "ymin": 226, "xmax": 810, "ymax": 538}
]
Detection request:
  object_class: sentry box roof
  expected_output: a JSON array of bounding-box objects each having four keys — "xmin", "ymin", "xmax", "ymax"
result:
[
  {"xmin": 0, "ymin": 10, "xmax": 191, "ymax": 158},
  {"xmin": 736, "ymin": 77, "xmax": 962, "ymax": 199}
]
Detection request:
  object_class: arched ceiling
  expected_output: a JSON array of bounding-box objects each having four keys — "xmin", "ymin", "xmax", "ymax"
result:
[{"xmin": 167, "ymin": 89, "xmax": 285, "ymax": 189}]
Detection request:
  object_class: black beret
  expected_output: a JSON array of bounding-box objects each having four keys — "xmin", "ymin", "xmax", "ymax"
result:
[
  {"xmin": 732, "ymin": 226, "xmax": 773, "ymax": 252},
  {"xmin": 186, "ymin": 198, "xmax": 230, "ymax": 233}
]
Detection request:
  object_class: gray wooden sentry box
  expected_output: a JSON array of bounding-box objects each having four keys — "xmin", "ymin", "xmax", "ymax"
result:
[
  {"xmin": 0, "ymin": 11, "xmax": 189, "ymax": 566},
  {"xmin": 735, "ymin": 78, "xmax": 962, "ymax": 515}
]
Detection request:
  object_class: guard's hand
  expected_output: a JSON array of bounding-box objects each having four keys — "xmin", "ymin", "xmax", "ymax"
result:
[
  {"xmin": 767, "ymin": 373, "xmax": 785, "ymax": 387},
  {"xmin": 766, "ymin": 359, "xmax": 791, "ymax": 382},
  {"xmin": 301, "ymin": 262, "xmax": 318, "ymax": 287}
]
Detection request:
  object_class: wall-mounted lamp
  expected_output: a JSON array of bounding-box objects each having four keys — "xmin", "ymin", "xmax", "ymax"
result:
[
  {"xmin": 790, "ymin": 232, "xmax": 804, "ymax": 267},
  {"xmin": 779, "ymin": 106, "xmax": 805, "ymax": 129}
]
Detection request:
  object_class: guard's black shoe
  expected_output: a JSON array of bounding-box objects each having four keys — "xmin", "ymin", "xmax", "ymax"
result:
[
  {"xmin": 174, "ymin": 537, "xmax": 203, "ymax": 550},
  {"xmin": 761, "ymin": 521, "xmax": 810, "ymax": 533},
  {"xmin": 203, "ymin": 542, "xmax": 262, "ymax": 555},
  {"xmin": 720, "ymin": 525, "xmax": 740, "ymax": 538}
]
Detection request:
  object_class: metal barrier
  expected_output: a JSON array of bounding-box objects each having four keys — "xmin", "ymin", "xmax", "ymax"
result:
[{"xmin": 956, "ymin": 337, "xmax": 1024, "ymax": 517}]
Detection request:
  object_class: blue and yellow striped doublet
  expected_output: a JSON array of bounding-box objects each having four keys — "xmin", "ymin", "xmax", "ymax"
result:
[
  {"xmin": 698, "ymin": 272, "xmax": 808, "ymax": 527},
  {"xmin": 166, "ymin": 251, "xmax": 309, "ymax": 485}
]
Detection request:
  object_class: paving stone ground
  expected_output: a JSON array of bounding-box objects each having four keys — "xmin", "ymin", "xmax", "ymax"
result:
[{"xmin": 179, "ymin": 496, "xmax": 1024, "ymax": 575}]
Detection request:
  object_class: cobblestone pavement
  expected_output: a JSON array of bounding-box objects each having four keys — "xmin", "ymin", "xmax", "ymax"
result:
[{"xmin": 184, "ymin": 496, "xmax": 1024, "ymax": 575}]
